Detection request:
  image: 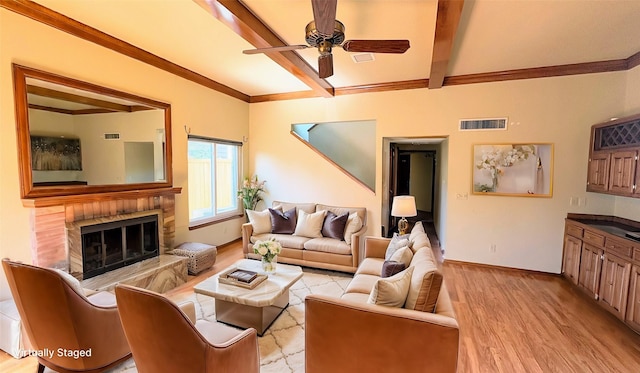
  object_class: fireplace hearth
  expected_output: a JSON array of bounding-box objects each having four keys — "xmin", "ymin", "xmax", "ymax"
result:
[{"xmin": 81, "ymin": 215, "xmax": 159, "ymax": 279}]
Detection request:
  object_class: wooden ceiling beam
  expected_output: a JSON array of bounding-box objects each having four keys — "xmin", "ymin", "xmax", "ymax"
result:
[
  {"xmin": 27, "ymin": 85, "xmax": 132, "ymax": 112},
  {"xmin": 429, "ymin": 0, "xmax": 465, "ymax": 89},
  {"xmin": 195, "ymin": 0, "xmax": 334, "ymax": 98},
  {"xmin": 443, "ymin": 59, "xmax": 628, "ymax": 86}
]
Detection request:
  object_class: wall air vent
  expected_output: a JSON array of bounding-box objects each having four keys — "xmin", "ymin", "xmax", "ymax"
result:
[
  {"xmin": 104, "ymin": 133, "xmax": 120, "ymax": 140},
  {"xmin": 459, "ymin": 118, "xmax": 508, "ymax": 131}
]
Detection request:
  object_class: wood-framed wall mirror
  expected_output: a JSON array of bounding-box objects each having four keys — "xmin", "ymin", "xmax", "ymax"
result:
[{"xmin": 12, "ymin": 64, "xmax": 173, "ymax": 199}]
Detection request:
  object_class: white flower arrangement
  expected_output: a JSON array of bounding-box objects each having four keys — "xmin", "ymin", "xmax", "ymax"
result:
[
  {"xmin": 253, "ymin": 238, "xmax": 282, "ymax": 263},
  {"xmin": 475, "ymin": 145, "xmax": 536, "ymax": 192}
]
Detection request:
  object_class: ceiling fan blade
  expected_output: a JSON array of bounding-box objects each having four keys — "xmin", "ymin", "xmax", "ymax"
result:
[
  {"xmin": 243, "ymin": 45, "xmax": 310, "ymax": 54},
  {"xmin": 312, "ymin": 0, "xmax": 337, "ymax": 38},
  {"xmin": 342, "ymin": 40, "xmax": 411, "ymax": 54},
  {"xmin": 318, "ymin": 54, "xmax": 334, "ymax": 79}
]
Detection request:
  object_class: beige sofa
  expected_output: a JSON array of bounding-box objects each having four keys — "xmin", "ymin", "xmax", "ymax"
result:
[
  {"xmin": 242, "ymin": 201, "xmax": 367, "ymax": 273},
  {"xmin": 305, "ymin": 222, "xmax": 459, "ymax": 373}
]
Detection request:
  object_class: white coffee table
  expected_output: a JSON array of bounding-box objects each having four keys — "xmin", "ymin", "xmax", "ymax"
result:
[{"xmin": 193, "ymin": 259, "xmax": 303, "ymax": 335}]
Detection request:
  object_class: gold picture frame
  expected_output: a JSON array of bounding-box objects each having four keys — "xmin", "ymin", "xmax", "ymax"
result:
[{"xmin": 472, "ymin": 143, "xmax": 554, "ymax": 197}]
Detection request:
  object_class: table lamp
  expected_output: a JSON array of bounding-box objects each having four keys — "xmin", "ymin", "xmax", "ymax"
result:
[{"xmin": 391, "ymin": 195, "xmax": 417, "ymax": 235}]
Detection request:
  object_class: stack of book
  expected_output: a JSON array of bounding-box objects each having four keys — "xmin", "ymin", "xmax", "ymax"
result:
[
  {"xmin": 227, "ymin": 269, "xmax": 258, "ymax": 283},
  {"xmin": 219, "ymin": 268, "xmax": 267, "ymax": 289}
]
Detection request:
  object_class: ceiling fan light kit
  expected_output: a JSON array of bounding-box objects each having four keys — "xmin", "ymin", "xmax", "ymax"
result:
[{"xmin": 243, "ymin": 0, "xmax": 410, "ymax": 79}]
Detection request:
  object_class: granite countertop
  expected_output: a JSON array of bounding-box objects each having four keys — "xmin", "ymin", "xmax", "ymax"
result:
[{"xmin": 567, "ymin": 214, "xmax": 640, "ymax": 243}]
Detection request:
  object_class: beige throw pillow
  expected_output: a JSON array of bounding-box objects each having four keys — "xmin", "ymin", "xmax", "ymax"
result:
[
  {"xmin": 294, "ymin": 210, "xmax": 326, "ymax": 238},
  {"xmin": 246, "ymin": 209, "xmax": 273, "ymax": 234},
  {"xmin": 404, "ymin": 248, "xmax": 443, "ymax": 313},
  {"xmin": 384, "ymin": 233, "xmax": 412, "ymax": 260},
  {"xmin": 367, "ymin": 266, "xmax": 414, "ymax": 308},
  {"xmin": 343, "ymin": 212, "xmax": 363, "ymax": 245},
  {"xmin": 389, "ymin": 246, "xmax": 413, "ymax": 268}
]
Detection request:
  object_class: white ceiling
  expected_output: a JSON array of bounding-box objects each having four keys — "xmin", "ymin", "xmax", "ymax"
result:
[{"xmin": 30, "ymin": 0, "xmax": 640, "ymax": 98}]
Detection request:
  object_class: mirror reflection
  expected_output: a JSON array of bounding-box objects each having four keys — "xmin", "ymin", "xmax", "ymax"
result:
[
  {"xmin": 291, "ymin": 120, "xmax": 375, "ymax": 190},
  {"xmin": 27, "ymin": 78, "xmax": 166, "ymax": 186},
  {"xmin": 13, "ymin": 64, "xmax": 173, "ymax": 198}
]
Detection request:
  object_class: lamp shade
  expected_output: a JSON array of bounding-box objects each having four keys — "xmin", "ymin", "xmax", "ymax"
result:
[{"xmin": 391, "ymin": 196, "xmax": 417, "ymax": 217}]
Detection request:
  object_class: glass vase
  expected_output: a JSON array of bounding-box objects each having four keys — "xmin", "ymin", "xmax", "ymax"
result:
[
  {"xmin": 262, "ymin": 256, "xmax": 277, "ymax": 274},
  {"xmin": 491, "ymin": 173, "xmax": 499, "ymax": 192}
]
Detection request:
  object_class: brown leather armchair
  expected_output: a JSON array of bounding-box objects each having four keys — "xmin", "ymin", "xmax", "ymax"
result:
[
  {"xmin": 2, "ymin": 259, "xmax": 131, "ymax": 373},
  {"xmin": 114, "ymin": 284, "xmax": 260, "ymax": 373}
]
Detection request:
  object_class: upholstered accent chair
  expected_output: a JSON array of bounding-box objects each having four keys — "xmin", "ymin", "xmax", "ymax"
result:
[
  {"xmin": 1, "ymin": 259, "xmax": 131, "ymax": 373},
  {"xmin": 114, "ymin": 284, "xmax": 260, "ymax": 373}
]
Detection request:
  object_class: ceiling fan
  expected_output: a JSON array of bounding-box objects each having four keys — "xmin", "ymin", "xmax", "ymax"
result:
[{"xmin": 242, "ymin": 0, "xmax": 410, "ymax": 79}]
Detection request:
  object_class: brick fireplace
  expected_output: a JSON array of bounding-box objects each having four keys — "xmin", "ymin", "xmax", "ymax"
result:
[{"xmin": 28, "ymin": 192, "xmax": 177, "ymax": 280}]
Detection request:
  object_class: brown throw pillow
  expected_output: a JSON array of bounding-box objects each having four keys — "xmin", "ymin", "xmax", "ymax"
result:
[
  {"xmin": 381, "ymin": 260, "xmax": 406, "ymax": 278},
  {"xmin": 269, "ymin": 207, "xmax": 297, "ymax": 234},
  {"xmin": 321, "ymin": 211, "xmax": 349, "ymax": 240}
]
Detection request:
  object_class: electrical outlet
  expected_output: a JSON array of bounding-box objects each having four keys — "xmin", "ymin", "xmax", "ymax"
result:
[
  {"xmin": 456, "ymin": 193, "xmax": 468, "ymax": 200},
  {"xmin": 569, "ymin": 197, "xmax": 577, "ymax": 206},
  {"xmin": 578, "ymin": 197, "xmax": 586, "ymax": 207},
  {"xmin": 490, "ymin": 244, "xmax": 497, "ymax": 253}
]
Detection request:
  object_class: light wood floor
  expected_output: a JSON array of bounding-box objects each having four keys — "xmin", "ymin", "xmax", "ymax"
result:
[{"xmin": 3, "ymin": 237, "xmax": 640, "ymax": 372}]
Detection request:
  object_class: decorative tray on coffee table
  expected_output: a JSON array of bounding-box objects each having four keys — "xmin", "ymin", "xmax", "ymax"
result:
[{"xmin": 218, "ymin": 267, "xmax": 267, "ymax": 289}]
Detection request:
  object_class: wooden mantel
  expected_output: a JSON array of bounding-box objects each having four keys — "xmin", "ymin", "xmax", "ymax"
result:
[{"xmin": 21, "ymin": 187, "xmax": 182, "ymax": 208}]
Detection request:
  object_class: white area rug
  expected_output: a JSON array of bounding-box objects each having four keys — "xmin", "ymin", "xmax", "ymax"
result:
[{"xmin": 67, "ymin": 268, "xmax": 352, "ymax": 373}]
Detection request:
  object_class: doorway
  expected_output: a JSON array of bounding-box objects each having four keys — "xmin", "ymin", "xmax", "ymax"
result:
[{"xmin": 383, "ymin": 139, "xmax": 445, "ymax": 238}]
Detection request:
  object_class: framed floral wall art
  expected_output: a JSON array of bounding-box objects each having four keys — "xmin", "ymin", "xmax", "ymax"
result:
[{"xmin": 472, "ymin": 143, "xmax": 554, "ymax": 197}]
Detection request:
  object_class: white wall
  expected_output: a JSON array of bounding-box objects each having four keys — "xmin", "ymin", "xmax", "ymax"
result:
[
  {"xmin": 249, "ymin": 72, "xmax": 632, "ymax": 274},
  {"xmin": 613, "ymin": 65, "xmax": 640, "ymax": 221},
  {"xmin": 0, "ymin": 9, "xmax": 250, "ymax": 300},
  {"xmin": 74, "ymin": 110, "xmax": 163, "ymax": 185}
]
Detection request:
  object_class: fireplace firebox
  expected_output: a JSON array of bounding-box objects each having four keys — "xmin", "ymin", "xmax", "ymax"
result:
[{"xmin": 81, "ymin": 215, "xmax": 159, "ymax": 279}]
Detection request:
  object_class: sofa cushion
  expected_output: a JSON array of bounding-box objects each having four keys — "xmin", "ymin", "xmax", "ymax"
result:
[
  {"xmin": 345, "ymin": 274, "xmax": 379, "ymax": 295},
  {"xmin": 246, "ymin": 209, "xmax": 273, "ymax": 235},
  {"xmin": 367, "ymin": 267, "xmax": 414, "ymax": 308},
  {"xmin": 404, "ymin": 248, "xmax": 443, "ymax": 313},
  {"xmin": 340, "ymin": 292, "xmax": 370, "ymax": 304},
  {"xmin": 270, "ymin": 207, "xmax": 297, "ymax": 234},
  {"xmin": 251, "ymin": 233, "xmax": 309, "ymax": 250},
  {"xmin": 294, "ymin": 210, "xmax": 326, "ymax": 238},
  {"xmin": 385, "ymin": 233, "xmax": 412, "ymax": 260},
  {"xmin": 409, "ymin": 222, "xmax": 431, "ymax": 251},
  {"xmin": 411, "ymin": 233, "xmax": 431, "ymax": 252},
  {"xmin": 273, "ymin": 201, "xmax": 316, "ymax": 215},
  {"xmin": 321, "ymin": 211, "xmax": 349, "ymax": 240},
  {"xmin": 343, "ymin": 212, "xmax": 363, "ymax": 245},
  {"xmin": 356, "ymin": 258, "xmax": 384, "ymax": 276},
  {"xmin": 304, "ymin": 237, "xmax": 351, "ymax": 255},
  {"xmin": 410, "ymin": 220, "xmax": 425, "ymax": 237},
  {"xmin": 390, "ymin": 246, "xmax": 413, "ymax": 267},
  {"xmin": 381, "ymin": 260, "xmax": 406, "ymax": 278}
]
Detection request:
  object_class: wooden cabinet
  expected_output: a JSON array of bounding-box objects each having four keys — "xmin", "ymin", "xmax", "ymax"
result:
[
  {"xmin": 562, "ymin": 217, "xmax": 640, "ymax": 334},
  {"xmin": 598, "ymin": 252, "xmax": 631, "ymax": 320},
  {"xmin": 578, "ymin": 243, "xmax": 603, "ymax": 299},
  {"xmin": 608, "ymin": 150, "xmax": 637, "ymax": 194},
  {"xmin": 587, "ymin": 114, "xmax": 640, "ymax": 197},
  {"xmin": 587, "ymin": 152, "xmax": 610, "ymax": 192},
  {"xmin": 562, "ymin": 234, "xmax": 582, "ymax": 285},
  {"xmin": 626, "ymin": 265, "xmax": 640, "ymax": 332}
]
